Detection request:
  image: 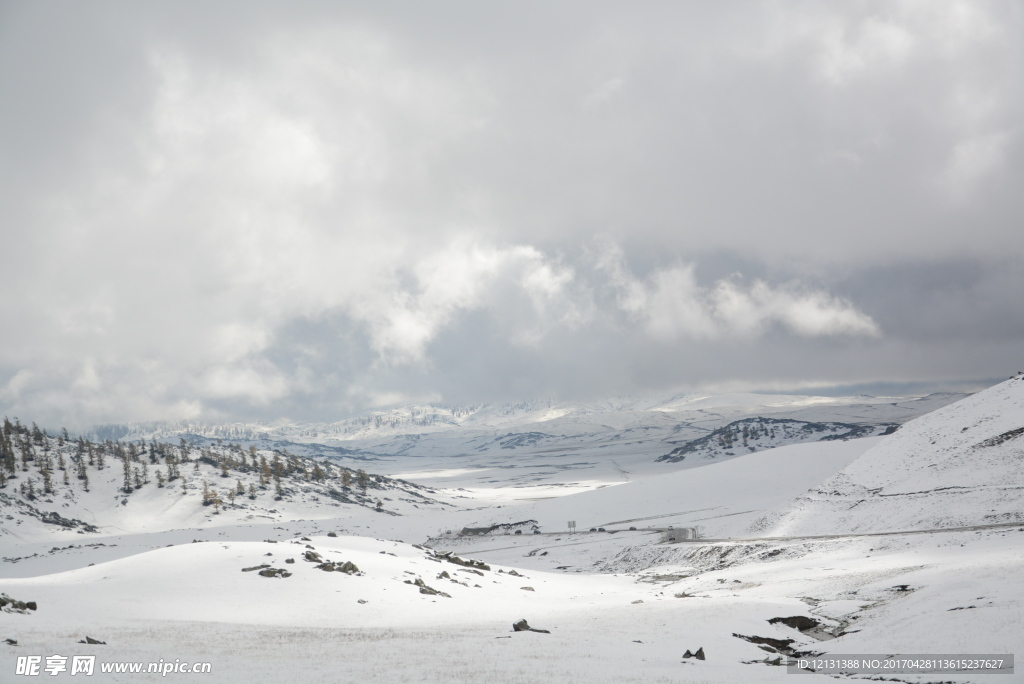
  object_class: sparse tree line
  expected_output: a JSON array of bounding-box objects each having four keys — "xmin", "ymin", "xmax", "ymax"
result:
[{"xmin": 0, "ymin": 417, "xmax": 383, "ymax": 510}]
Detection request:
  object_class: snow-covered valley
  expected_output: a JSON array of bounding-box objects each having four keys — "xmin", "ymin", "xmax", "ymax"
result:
[{"xmin": 2, "ymin": 384, "xmax": 1022, "ymax": 682}]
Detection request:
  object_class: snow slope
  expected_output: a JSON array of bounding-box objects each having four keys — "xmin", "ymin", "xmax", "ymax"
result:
[{"xmin": 758, "ymin": 376, "xmax": 1024, "ymax": 536}]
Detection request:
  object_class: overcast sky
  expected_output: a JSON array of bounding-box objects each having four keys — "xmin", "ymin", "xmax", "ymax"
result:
[{"xmin": 2, "ymin": 1, "xmax": 1022, "ymax": 429}]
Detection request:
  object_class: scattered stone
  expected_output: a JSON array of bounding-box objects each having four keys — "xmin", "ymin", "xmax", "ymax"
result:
[
  {"xmin": 79, "ymin": 636, "xmax": 106, "ymax": 645},
  {"xmin": 633, "ymin": 640, "xmax": 643, "ymax": 643},
  {"xmin": 695, "ymin": 647, "xmax": 705, "ymax": 660},
  {"xmin": 357, "ymin": 599, "xmax": 368, "ymax": 604},
  {"xmin": 507, "ymin": 569, "xmax": 523, "ymax": 577},
  {"xmin": 264, "ymin": 552, "xmax": 273, "ymax": 556},
  {"xmin": 5, "ymin": 638, "xmax": 18, "ymax": 645},
  {"xmin": 257, "ymin": 568, "xmax": 292, "ymax": 578},
  {"xmin": 241, "ymin": 564, "xmax": 271, "ymax": 572},
  {"xmin": 631, "ymin": 599, "xmax": 644, "ymax": 604},
  {"xmin": 0, "ymin": 594, "xmax": 36, "ymax": 612},
  {"xmin": 303, "ymin": 550, "xmax": 322, "ymax": 563},
  {"xmin": 682, "ymin": 650, "xmax": 693, "ymax": 659},
  {"xmin": 327, "ymin": 532, "xmax": 338, "ymax": 537},
  {"xmin": 437, "ymin": 571, "xmax": 451, "ymax": 580},
  {"xmin": 300, "ymin": 537, "xmax": 311, "ymax": 541},
  {"xmin": 444, "ymin": 554, "xmax": 490, "ymax": 571},
  {"xmin": 405, "ymin": 577, "xmax": 450, "ymax": 597},
  {"xmin": 285, "ymin": 558, "xmax": 295, "ymax": 564},
  {"xmin": 520, "ymin": 586, "xmax": 535, "ymax": 591}
]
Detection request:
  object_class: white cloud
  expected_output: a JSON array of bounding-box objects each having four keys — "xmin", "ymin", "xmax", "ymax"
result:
[{"xmin": 598, "ymin": 246, "xmax": 880, "ymax": 341}]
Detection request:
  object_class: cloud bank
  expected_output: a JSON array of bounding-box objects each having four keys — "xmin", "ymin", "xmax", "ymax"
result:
[{"xmin": 0, "ymin": 1, "xmax": 1021, "ymax": 427}]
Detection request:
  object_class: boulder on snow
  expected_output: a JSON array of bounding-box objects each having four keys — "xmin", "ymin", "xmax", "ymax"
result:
[
  {"xmin": 258, "ymin": 568, "xmax": 292, "ymax": 578},
  {"xmin": 0, "ymin": 594, "xmax": 36, "ymax": 612},
  {"xmin": 79, "ymin": 636, "xmax": 106, "ymax": 645},
  {"xmin": 512, "ymin": 619, "xmax": 550, "ymax": 634}
]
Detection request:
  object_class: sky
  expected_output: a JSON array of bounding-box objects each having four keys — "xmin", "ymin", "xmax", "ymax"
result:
[{"xmin": 1, "ymin": 1, "xmax": 1022, "ymax": 429}]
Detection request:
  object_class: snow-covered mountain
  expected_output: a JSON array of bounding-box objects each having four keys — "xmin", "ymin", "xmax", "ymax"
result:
[
  {"xmin": 656, "ymin": 417, "xmax": 897, "ymax": 463},
  {"xmin": 86, "ymin": 391, "xmax": 966, "ymax": 468}
]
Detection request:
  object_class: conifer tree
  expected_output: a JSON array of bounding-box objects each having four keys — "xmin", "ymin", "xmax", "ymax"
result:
[{"xmin": 122, "ymin": 456, "xmax": 132, "ymax": 494}]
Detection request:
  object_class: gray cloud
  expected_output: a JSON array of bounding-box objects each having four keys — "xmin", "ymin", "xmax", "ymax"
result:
[{"xmin": 1, "ymin": 1, "xmax": 1021, "ymax": 428}]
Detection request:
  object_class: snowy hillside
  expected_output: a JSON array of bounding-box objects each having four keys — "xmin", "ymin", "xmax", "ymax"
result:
[
  {"xmin": 4, "ymin": 384, "xmax": 1023, "ymax": 682},
  {"xmin": 0, "ymin": 422, "xmax": 452, "ymax": 543},
  {"xmin": 756, "ymin": 375, "xmax": 1024, "ymax": 536}
]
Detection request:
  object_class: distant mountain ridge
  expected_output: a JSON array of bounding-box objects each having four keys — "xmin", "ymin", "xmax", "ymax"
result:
[{"xmin": 657, "ymin": 417, "xmax": 898, "ymax": 463}]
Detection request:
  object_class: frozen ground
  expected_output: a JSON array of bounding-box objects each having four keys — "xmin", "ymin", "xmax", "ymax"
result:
[{"xmin": 2, "ymin": 382, "xmax": 1022, "ymax": 682}]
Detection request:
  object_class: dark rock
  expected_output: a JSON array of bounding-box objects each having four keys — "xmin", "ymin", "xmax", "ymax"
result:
[
  {"xmin": 768, "ymin": 616, "xmax": 820, "ymax": 632},
  {"xmin": 79, "ymin": 636, "xmax": 106, "ymax": 645},
  {"xmin": 446, "ymin": 555, "xmax": 490, "ymax": 571},
  {"xmin": 285, "ymin": 558, "xmax": 295, "ymax": 564},
  {"xmin": 241, "ymin": 564, "xmax": 270, "ymax": 572},
  {"xmin": 4, "ymin": 638, "xmax": 16, "ymax": 645},
  {"xmin": 303, "ymin": 550, "xmax": 322, "ymax": 563},
  {"xmin": 437, "ymin": 571, "xmax": 451, "ymax": 579},
  {"xmin": 694, "ymin": 647, "xmax": 705, "ymax": 660},
  {"xmin": 338, "ymin": 561, "xmax": 359, "ymax": 574},
  {"xmin": 520, "ymin": 586, "xmax": 535, "ymax": 591},
  {"xmin": 733, "ymin": 633, "xmax": 795, "ymax": 652},
  {"xmin": 512, "ymin": 619, "xmax": 550, "ymax": 633},
  {"xmin": 257, "ymin": 567, "xmax": 291, "ymax": 578},
  {"xmin": 682, "ymin": 650, "xmax": 693, "ymax": 659},
  {"xmin": 327, "ymin": 532, "xmax": 338, "ymax": 537}
]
